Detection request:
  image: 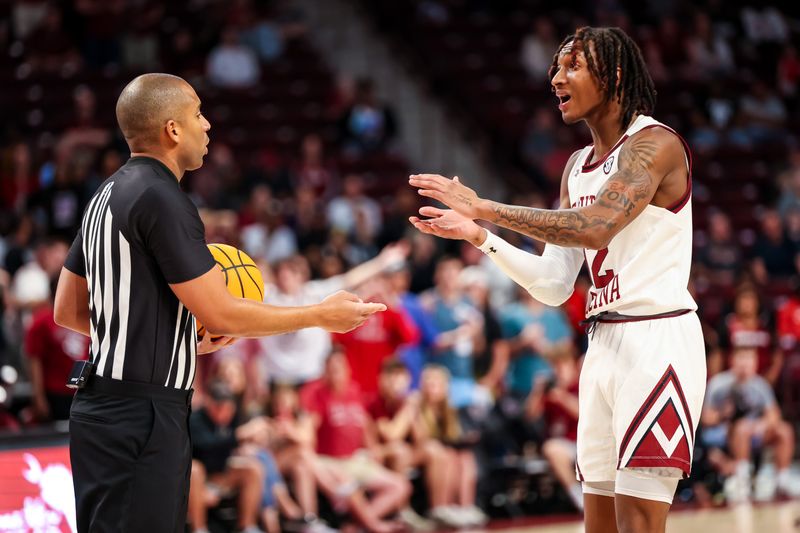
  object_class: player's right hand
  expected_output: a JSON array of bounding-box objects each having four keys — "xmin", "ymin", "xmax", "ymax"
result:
[
  {"xmin": 319, "ymin": 290, "xmax": 387, "ymax": 333},
  {"xmin": 410, "ymin": 207, "xmax": 486, "ymax": 245}
]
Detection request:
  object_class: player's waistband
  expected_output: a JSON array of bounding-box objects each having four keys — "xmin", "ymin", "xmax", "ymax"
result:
[
  {"xmin": 580, "ymin": 309, "xmax": 693, "ymax": 337},
  {"xmin": 82, "ymin": 374, "xmax": 193, "ymax": 405}
]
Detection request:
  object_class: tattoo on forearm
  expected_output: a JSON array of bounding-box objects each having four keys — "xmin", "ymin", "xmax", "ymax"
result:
[
  {"xmin": 456, "ymin": 193, "xmax": 473, "ymax": 206},
  {"xmin": 490, "ymin": 205, "xmax": 612, "ymax": 246},
  {"xmin": 489, "ymin": 135, "xmax": 661, "ymax": 247}
]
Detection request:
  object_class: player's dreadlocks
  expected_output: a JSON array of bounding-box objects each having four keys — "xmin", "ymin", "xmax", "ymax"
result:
[{"xmin": 548, "ymin": 27, "xmax": 657, "ymax": 129}]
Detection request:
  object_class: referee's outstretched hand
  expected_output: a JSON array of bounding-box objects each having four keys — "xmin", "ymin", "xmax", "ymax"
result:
[{"xmin": 319, "ymin": 290, "xmax": 387, "ymax": 333}]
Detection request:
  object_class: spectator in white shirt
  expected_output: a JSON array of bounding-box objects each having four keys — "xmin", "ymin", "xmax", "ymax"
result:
[
  {"xmin": 327, "ymin": 174, "xmax": 382, "ymax": 241},
  {"xmin": 240, "ymin": 185, "xmax": 298, "ymax": 265},
  {"xmin": 11, "ymin": 237, "xmax": 69, "ymax": 312},
  {"xmin": 520, "ymin": 18, "xmax": 558, "ymax": 80},
  {"xmin": 207, "ymin": 26, "xmax": 261, "ymax": 90},
  {"xmin": 259, "ymin": 242, "xmax": 409, "ymax": 386}
]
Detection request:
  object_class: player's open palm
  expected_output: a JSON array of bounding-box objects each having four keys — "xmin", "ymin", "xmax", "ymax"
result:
[
  {"xmin": 410, "ymin": 206, "xmax": 484, "ymax": 243},
  {"xmin": 319, "ymin": 290, "xmax": 387, "ymax": 333}
]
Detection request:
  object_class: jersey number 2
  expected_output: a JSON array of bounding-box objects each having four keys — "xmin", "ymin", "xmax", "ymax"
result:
[{"xmin": 591, "ymin": 248, "xmax": 615, "ymax": 289}]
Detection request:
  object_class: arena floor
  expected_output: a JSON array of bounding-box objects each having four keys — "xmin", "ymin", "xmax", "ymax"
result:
[{"xmin": 483, "ymin": 500, "xmax": 800, "ymax": 532}]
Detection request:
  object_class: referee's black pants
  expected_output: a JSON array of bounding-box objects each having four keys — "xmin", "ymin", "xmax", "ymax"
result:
[{"xmin": 69, "ymin": 376, "xmax": 192, "ymax": 533}]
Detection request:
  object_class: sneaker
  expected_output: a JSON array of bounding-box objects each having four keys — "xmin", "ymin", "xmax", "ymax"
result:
[
  {"xmin": 776, "ymin": 469, "xmax": 800, "ymax": 498},
  {"xmin": 754, "ymin": 465, "xmax": 777, "ymax": 502},
  {"xmin": 295, "ymin": 514, "xmax": 338, "ymax": 533},
  {"xmin": 458, "ymin": 505, "xmax": 489, "ymax": 527},
  {"xmin": 724, "ymin": 473, "xmax": 751, "ymax": 504},
  {"xmin": 398, "ymin": 507, "xmax": 436, "ymax": 531},
  {"xmin": 429, "ymin": 506, "xmax": 467, "ymax": 528}
]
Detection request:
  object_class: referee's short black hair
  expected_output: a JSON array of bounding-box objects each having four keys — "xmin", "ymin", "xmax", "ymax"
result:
[
  {"xmin": 115, "ymin": 73, "xmax": 194, "ymax": 148},
  {"xmin": 549, "ymin": 26, "xmax": 657, "ymax": 129}
]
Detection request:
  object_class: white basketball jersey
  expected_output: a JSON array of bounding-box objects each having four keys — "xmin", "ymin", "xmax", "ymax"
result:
[{"xmin": 568, "ymin": 115, "xmax": 697, "ymax": 317}]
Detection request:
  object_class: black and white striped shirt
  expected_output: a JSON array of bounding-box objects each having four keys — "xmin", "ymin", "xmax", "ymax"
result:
[{"xmin": 64, "ymin": 157, "xmax": 215, "ymax": 390}]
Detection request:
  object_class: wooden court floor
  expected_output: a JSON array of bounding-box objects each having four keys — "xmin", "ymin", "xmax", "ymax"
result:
[{"xmin": 484, "ymin": 500, "xmax": 800, "ymax": 533}]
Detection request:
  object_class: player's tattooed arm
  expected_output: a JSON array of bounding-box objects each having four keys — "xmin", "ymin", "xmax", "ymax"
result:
[
  {"xmin": 409, "ymin": 128, "xmax": 683, "ymax": 250},
  {"xmin": 487, "ymin": 132, "xmax": 667, "ymax": 249}
]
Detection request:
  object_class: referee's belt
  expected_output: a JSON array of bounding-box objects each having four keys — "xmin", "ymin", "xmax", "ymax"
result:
[
  {"xmin": 82, "ymin": 374, "xmax": 193, "ymax": 406},
  {"xmin": 580, "ymin": 309, "xmax": 692, "ymax": 338}
]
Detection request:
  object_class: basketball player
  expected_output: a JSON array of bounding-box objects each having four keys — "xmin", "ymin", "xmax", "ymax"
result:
[
  {"xmin": 54, "ymin": 73, "xmax": 386, "ymax": 533},
  {"xmin": 409, "ymin": 27, "xmax": 705, "ymax": 533}
]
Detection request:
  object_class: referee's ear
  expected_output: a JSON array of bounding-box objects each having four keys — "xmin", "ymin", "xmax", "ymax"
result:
[{"xmin": 166, "ymin": 119, "xmax": 180, "ymax": 145}]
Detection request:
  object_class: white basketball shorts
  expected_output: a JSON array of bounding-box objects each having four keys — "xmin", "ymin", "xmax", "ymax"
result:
[{"xmin": 576, "ymin": 311, "xmax": 706, "ymax": 483}]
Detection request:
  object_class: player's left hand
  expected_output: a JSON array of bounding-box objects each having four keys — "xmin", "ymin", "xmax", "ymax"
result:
[
  {"xmin": 409, "ymin": 206, "xmax": 486, "ymax": 245},
  {"xmin": 409, "ymin": 174, "xmax": 482, "ymax": 219},
  {"xmin": 197, "ymin": 331, "xmax": 236, "ymax": 354}
]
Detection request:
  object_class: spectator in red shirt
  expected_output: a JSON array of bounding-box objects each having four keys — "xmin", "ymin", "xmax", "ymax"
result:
[
  {"xmin": 0, "ymin": 367, "xmax": 21, "ymax": 432},
  {"xmin": 562, "ymin": 275, "xmax": 591, "ymax": 353},
  {"xmin": 25, "ymin": 284, "xmax": 89, "ymax": 421},
  {"xmin": 777, "ymin": 283, "xmax": 800, "ymax": 353},
  {"xmin": 714, "ymin": 285, "xmax": 782, "ymax": 385},
  {"xmin": 0, "ymin": 410, "xmax": 21, "ymax": 431},
  {"xmin": 304, "ymin": 349, "xmax": 411, "ymax": 533},
  {"xmin": 367, "ymin": 359, "xmax": 411, "ymax": 426},
  {"xmin": 779, "ymin": 45, "xmax": 800, "ymax": 97},
  {"xmin": 525, "ymin": 355, "xmax": 582, "ymax": 511},
  {"xmin": 334, "ymin": 276, "xmax": 419, "ymax": 396}
]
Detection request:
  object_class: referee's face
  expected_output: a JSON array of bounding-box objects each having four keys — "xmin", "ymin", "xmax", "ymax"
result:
[{"xmin": 178, "ymin": 85, "xmax": 211, "ymax": 171}]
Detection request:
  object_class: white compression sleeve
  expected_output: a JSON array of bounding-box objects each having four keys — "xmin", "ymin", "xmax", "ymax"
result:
[{"xmin": 476, "ymin": 230, "xmax": 584, "ymax": 307}]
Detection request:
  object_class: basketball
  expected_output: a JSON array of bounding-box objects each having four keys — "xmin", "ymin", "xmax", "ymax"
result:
[{"xmin": 196, "ymin": 243, "xmax": 265, "ymax": 338}]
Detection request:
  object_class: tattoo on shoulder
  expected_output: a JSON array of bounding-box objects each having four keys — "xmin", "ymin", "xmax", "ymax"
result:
[{"xmin": 593, "ymin": 136, "xmax": 661, "ymax": 219}]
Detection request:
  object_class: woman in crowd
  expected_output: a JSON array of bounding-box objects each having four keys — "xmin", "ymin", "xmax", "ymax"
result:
[{"xmin": 413, "ymin": 365, "xmax": 488, "ymax": 528}]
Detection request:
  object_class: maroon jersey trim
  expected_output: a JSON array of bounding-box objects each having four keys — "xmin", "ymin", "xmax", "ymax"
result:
[
  {"xmin": 581, "ymin": 134, "xmax": 629, "ymax": 173},
  {"xmin": 635, "ymin": 124, "xmax": 694, "ymax": 214}
]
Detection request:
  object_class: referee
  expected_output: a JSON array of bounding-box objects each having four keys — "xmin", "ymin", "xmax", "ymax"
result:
[{"xmin": 53, "ymin": 73, "xmax": 385, "ymax": 533}]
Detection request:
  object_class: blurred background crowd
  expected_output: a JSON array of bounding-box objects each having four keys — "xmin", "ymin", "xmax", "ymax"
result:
[{"xmin": 3, "ymin": 0, "xmax": 800, "ymax": 531}]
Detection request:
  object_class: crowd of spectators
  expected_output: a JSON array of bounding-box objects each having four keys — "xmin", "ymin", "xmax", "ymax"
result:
[{"xmin": 3, "ymin": 0, "xmax": 800, "ymax": 532}]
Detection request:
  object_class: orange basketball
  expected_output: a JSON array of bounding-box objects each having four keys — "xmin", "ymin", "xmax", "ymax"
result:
[{"xmin": 196, "ymin": 243, "xmax": 265, "ymax": 339}]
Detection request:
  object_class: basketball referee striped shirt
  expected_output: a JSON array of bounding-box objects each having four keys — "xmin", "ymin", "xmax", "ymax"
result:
[{"xmin": 63, "ymin": 156, "xmax": 215, "ymax": 390}]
